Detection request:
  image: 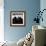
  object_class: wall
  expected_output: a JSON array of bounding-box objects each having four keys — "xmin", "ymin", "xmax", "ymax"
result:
[
  {"xmin": 40, "ymin": 0, "xmax": 46, "ymax": 45},
  {"xmin": 40, "ymin": 0, "xmax": 46, "ymax": 27},
  {"xmin": 0, "ymin": 0, "xmax": 4, "ymax": 42},
  {"xmin": 4, "ymin": 0, "xmax": 40, "ymax": 42}
]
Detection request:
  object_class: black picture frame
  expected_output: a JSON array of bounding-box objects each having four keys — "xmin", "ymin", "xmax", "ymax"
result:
[{"xmin": 10, "ymin": 11, "xmax": 26, "ymax": 27}]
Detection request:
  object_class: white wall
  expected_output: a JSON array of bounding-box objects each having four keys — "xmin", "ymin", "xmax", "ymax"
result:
[{"xmin": 0, "ymin": 0, "xmax": 4, "ymax": 42}]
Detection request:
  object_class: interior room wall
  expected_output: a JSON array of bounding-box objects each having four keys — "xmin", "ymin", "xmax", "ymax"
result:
[
  {"xmin": 0, "ymin": 0, "xmax": 4, "ymax": 42},
  {"xmin": 40, "ymin": 0, "xmax": 46, "ymax": 45},
  {"xmin": 4, "ymin": 0, "xmax": 40, "ymax": 42},
  {"xmin": 40, "ymin": 0, "xmax": 46, "ymax": 27}
]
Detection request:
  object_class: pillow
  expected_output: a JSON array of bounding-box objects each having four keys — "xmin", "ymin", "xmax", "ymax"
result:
[
  {"xmin": 23, "ymin": 32, "xmax": 34, "ymax": 46},
  {"xmin": 17, "ymin": 37, "xmax": 25, "ymax": 46}
]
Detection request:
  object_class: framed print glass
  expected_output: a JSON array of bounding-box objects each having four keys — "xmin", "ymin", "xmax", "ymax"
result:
[{"xmin": 10, "ymin": 11, "xmax": 26, "ymax": 27}]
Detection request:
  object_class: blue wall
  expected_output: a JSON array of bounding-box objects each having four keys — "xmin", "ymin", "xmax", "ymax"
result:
[{"xmin": 4, "ymin": 0, "xmax": 40, "ymax": 42}]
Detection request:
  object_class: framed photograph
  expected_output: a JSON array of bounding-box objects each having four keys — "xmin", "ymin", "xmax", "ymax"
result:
[{"xmin": 10, "ymin": 11, "xmax": 26, "ymax": 27}]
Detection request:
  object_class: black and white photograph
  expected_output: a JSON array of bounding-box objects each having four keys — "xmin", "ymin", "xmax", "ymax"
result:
[{"xmin": 10, "ymin": 11, "xmax": 26, "ymax": 26}]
